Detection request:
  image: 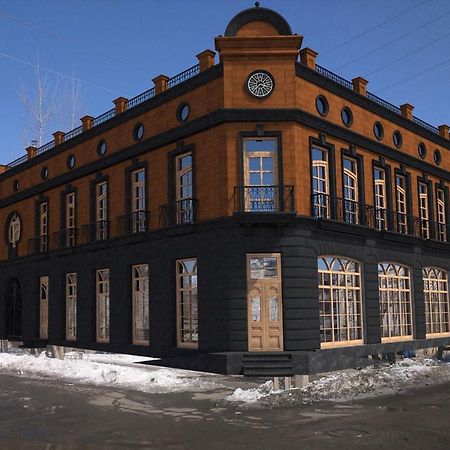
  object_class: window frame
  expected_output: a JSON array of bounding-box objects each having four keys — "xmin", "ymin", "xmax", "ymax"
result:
[
  {"xmin": 436, "ymin": 186, "xmax": 448, "ymax": 241},
  {"xmin": 132, "ymin": 264, "xmax": 150, "ymax": 345},
  {"xmin": 96, "ymin": 268, "xmax": 110, "ymax": 343},
  {"xmin": 39, "ymin": 275, "xmax": 49, "ymax": 340},
  {"xmin": 65, "ymin": 272, "xmax": 77, "ymax": 341}
]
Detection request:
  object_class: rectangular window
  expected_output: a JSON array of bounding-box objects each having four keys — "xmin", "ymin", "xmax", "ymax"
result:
[
  {"xmin": 418, "ymin": 182, "xmax": 430, "ymax": 239},
  {"xmin": 39, "ymin": 276, "xmax": 49, "ymax": 340},
  {"xmin": 65, "ymin": 192, "xmax": 76, "ymax": 246},
  {"xmin": 96, "ymin": 269, "xmax": 110, "ymax": 343},
  {"xmin": 312, "ymin": 148, "xmax": 329, "ymax": 218},
  {"xmin": 39, "ymin": 201, "xmax": 48, "ymax": 252},
  {"xmin": 395, "ymin": 174, "xmax": 408, "ymax": 234},
  {"xmin": 65, "ymin": 273, "xmax": 77, "ymax": 341},
  {"xmin": 131, "ymin": 169, "xmax": 146, "ymax": 232},
  {"xmin": 176, "ymin": 258, "xmax": 198, "ymax": 348},
  {"xmin": 175, "ymin": 153, "xmax": 194, "ymax": 223},
  {"xmin": 436, "ymin": 188, "xmax": 447, "ymax": 241},
  {"xmin": 132, "ymin": 264, "xmax": 149, "ymax": 345},
  {"xmin": 95, "ymin": 181, "xmax": 108, "ymax": 240},
  {"xmin": 342, "ymin": 157, "xmax": 359, "ymax": 224},
  {"xmin": 373, "ymin": 168, "xmax": 387, "ymax": 230},
  {"xmin": 423, "ymin": 267, "xmax": 449, "ymax": 337}
]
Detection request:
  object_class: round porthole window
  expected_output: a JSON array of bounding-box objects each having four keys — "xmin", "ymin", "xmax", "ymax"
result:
[
  {"xmin": 67, "ymin": 154, "xmax": 76, "ymax": 169},
  {"xmin": 316, "ymin": 95, "xmax": 329, "ymax": 117},
  {"xmin": 41, "ymin": 167, "xmax": 49, "ymax": 180},
  {"xmin": 434, "ymin": 149, "xmax": 442, "ymax": 165},
  {"xmin": 13, "ymin": 180, "xmax": 19, "ymax": 192},
  {"xmin": 177, "ymin": 102, "xmax": 190, "ymax": 122},
  {"xmin": 133, "ymin": 123, "xmax": 144, "ymax": 141},
  {"xmin": 393, "ymin": 130, "xmax": 402, "ymax": 149},
  {"xmin": 373, "ymin": 121, "xmax": 384, "ymax": 141},
  {"xmin": 97, "ymin": 140, "xmax": 107, "ymax": 156},
  {"xmin": 418, "ymin": 142, "xmax": 427, "ymax": 159},
  {"xmin": 341, "ymin": 107, "xmax": 353, "ymax": 127},
  {"xmin": 246, "ymin": 70, "xmax": 274, "ymax": 98}
]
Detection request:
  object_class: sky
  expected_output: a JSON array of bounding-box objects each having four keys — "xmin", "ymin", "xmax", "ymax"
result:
[{"xmin": 1, "ymin": 0, "xmax": 449, "ymax": 164}]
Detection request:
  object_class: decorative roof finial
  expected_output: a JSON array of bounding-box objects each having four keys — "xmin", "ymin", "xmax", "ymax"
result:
[{"xmin": 255, "ymin": 2, "xmax": 260, "ymax": 7}]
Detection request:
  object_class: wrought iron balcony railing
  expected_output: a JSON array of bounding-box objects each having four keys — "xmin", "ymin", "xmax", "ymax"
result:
[
  {"xmin": 234, "ymin": 185, "xmax": 295, "ymax": 213},
  {"xmin": 52, "ymin": 228, "xmax": 78, "ymax": 250},
  {"xmin": 159, "ymin": 198, "xmax": 199, "ymax": 227},
  {"xmin": 27, "ymin": 235, "xmax": 49, "ymax": 256},
  {"xmin": 81, "ymin": 220, "xmax": 110, "ymax": 244},
  {"xmin": 311, "ymin": 193, "xmax": 449, "ymax": 242},
  {"xmin": 116, "ymin": 211, "xmax": 151, "ymax": 236}
]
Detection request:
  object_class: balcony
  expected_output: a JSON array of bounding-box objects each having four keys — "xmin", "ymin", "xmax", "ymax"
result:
[
  {"xmin": 116, "ymin": 211, "xmax": 151, "ymax": 236},
  {"xmin": 311, "ymin": 193, "xmax": 449, "ymax": 242},
  {"xmin": 159, "ymin": 198, "xmax": 198, "ymax": 227},
  {"xmin": 234, "ymin": 185, "xmax": 295, "ymax": 213},
  {"xmin": 52, "ymin": 228, "xmax": 78, "ymax": 250},
  {"xmin": 81, "ymin": 220, "xmax": 110, "ymax": 244},
  {"xmin": 27, "ymin": 235, "xmax": 49, "ymax": 256}
]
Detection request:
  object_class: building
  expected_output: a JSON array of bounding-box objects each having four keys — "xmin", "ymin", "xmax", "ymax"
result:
[{"xmin": 0, "ymin": 4, "xmax": 449, "ymax": 376}]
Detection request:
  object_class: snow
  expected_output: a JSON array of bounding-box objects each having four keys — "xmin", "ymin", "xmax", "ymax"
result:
[
  {"xmin": 0, "ymin": 351, "xmax": 221, "ymax": 394},
  {"xmin": 227, "ymin": 357, "xmax": 450, "ymax": 406}
]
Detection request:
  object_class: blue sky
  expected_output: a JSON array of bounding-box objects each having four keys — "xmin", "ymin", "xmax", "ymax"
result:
[{"xmin": 1, "ymin": 0, "xmax": 449, "ymax": 164}]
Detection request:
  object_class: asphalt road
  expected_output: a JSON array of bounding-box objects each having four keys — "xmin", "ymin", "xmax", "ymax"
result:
[{"xmin": 0, "ymin": 373, "xmax": 449, "ymax": 449}]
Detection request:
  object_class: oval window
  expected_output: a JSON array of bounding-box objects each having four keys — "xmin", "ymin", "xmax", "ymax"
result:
[
  {"xmin": 373, "ymin": 121, "xmax": 384, "ymax": 140},
  {"xmin": 97, "ymin": 140, "xmax": 107, "ymax": 156},
  {"xmin": 177, "ymin": 103, "xmax": 190, "ymax": 122},
  {"xmin": 418, "ymin": 142, "xmax": 427, "ymax": 159},
  {"xmin": 67, "ymin": 154, "xmax": 76, "ymax": 169},
  {"xmin": 41, "ymin": 167, "xmax": 49, "ymax": 180},
  {"xmin": 133, "ymin": 123, "xmax": 144, "ymax": 141},
  {"xmin": 341, "ymin": 107, "xmax": 353, "ymax": 127},
  {"xmin": 393, "ymin": 130, "xmax": 402, "ymax": 149},
  {"xmin": 316, "ymin": 95, "xmax": 329, "ymax": 117},
  {"xmin": 434, "ymin": 149, "xmax": 442, "ymax": 166}
]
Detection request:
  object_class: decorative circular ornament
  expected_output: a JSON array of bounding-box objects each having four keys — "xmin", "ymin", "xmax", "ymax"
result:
[{"xmin": 246, "ymin": 71, "xmax": 274, "ymax": 98}]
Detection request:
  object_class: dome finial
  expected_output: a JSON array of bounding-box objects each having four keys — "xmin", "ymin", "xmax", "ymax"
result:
[{"xmin": 255, "ymin": 2, "xmax": 260, "ymax": 7}]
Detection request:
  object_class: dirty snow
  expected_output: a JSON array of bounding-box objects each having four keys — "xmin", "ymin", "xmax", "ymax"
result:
[
  {"xmin": 227, "ymin": 357, "xmax": 450, "ymax": 406},
  {"xmin": 0, "ymin": 351, "xmax": 221, "ymax": 394}
]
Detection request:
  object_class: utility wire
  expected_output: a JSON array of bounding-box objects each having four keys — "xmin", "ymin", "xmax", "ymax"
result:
[
  {"xmin": 321, "ymin": 0, "xmax": 431, "ymax": 56},
  {"xmin": 0, "ymin": 9, "xmax": 148, "ymax": 75},
  {"xmin": 333, "ymin": 9, "xmax": 450, "ymax": 71},
  {"xmin": 0, "ymin": 52, "xmax": 127, "ymax": 96}
]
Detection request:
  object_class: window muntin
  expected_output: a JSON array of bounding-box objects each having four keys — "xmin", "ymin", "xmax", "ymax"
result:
[
  {"xmin": 176, "ymin": 258, "xmax": 198, "ymax": 348},
  {"xmin": 395, "ymin": 174, "xmax": 408, "ymax": 233},
  {"xmin": 96, "ymin": 181, "xmax": 108, "ymax": 240},
  {"xmin": 132, "ymin": 264, "xmax": 149, "ymax": 345},
  {"xmin": 312, "ymin": 147, "xmax": 329, "ymax": 218},
  {"xmin": 318, "ymin": 257, "xmax": 363, "ymax": 347},
  {"xmin": 39, "ymin": 201, "xmax": 48, "ymax": 253},
  {"xmin": 436, "ymin": 188, "xmax": 447, "ymax": 241},
  {"xmin": 65, "ymin": 192, "xmax": 76, "ymax": 246},
  {"xmin": 423, "ymin": 267, "xmax": 449, "ymax": 337},
  {"xmin": 378, "ymin": 263, "xmax": 413, "ymax": 341},
  {"xmin": 39, "ymin": 276, "xmax": 49, "ymax": 340},
  {"xmin": 96, "ymin": 269, "xmax": 110, "ymax": 343},
  {"xmin": 65, "ymin": 273, "xmax": 77, "ymax": 341},
  {"xmin": 373, "ymin": 167, "xmax": 387, "ymax": 230},
  {"xmin": 8, "ymin": 213, "xmax": 21, "ymax": 248},
  {"xmin": 418, "ymin": 182, "xmax": 430, "ymax": 239},
  {"xmin": 343, "ymin": 157, "xmax": 359, "ymax": 224}
]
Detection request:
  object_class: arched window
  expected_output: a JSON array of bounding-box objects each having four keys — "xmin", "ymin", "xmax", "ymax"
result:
[
  {"xmin": 378, "ymin": 263, "xmax": 412, "ymax": 341},
  {"xmin": 423, "ymin": 267, "xmax": 449, "ymax": 337},
  {"xmin": 318, "ymin": 257, "xmax": 363, "ymax": 347},
  {"xmin": 8, "ymin": 213, "xmax": 21, "ymax": 248}
]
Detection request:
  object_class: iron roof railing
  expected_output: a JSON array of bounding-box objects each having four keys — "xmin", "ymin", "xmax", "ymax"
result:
[{"xmin": 167, "ymin": 64, "xmax": 200, "ymax": 89}]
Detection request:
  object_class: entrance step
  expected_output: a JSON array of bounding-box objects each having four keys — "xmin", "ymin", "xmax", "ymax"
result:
[{"xmin": 242, "ymin": 352, "xmax": 294, "ymax": 377}]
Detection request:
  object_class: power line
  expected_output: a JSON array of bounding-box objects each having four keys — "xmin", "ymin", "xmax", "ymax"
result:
[
  {"xmin": 364, "ymin": 29, "xmax": 450, "ymax": 78},
  {"xmin": 321, "ymin": 0, "xmax": 431, "ymax": 56},
  {"xmin": 333, "ymin": 9, "xmax": 450, "ymax": 71},
  {"xmin": 0, "ymin": 8, "xmax": 148, "ymax": 75},
  {"xmin": 0, "ymin": 52, "xmax": 127, "ymax": 96}
]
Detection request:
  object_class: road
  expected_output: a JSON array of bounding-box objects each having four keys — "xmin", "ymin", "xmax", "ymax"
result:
[{"xmin": 0, "ymin": 373, "xmax": 449, "ymax": 449}]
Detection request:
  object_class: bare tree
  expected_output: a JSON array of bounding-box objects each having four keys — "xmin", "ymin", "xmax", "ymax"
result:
[{"xmin": 58, "ymin": 71, "xmax": 84, "ymax": 131}]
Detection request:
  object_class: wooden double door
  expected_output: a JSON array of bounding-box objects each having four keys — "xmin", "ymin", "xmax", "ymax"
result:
[{"xmin": 247, "ymin": 254, "xmax": 284, "ymax": 352}]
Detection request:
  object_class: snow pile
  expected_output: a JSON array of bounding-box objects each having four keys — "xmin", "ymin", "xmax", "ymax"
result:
[
  {"xmin": 227, "ymin": 357, "xmax": 450, "ymax": 406},
  {"xmin": 0, "ymin": 352, "xmax": 220, "ymax": 393}
]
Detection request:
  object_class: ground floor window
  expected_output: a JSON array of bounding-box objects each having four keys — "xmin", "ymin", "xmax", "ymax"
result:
[
  {"xmin": 65, "ymin": 273, "xmax": 77, "ymax": 341},
  {"xmin": 132, "ymin": 264, "xmax": 149, "ymax": 345},
  {"xmin": 378, "ymin": 263, "xmax": 413, "ymax": 341},
  {"xmin": 39, "ymin": 276, "xmax": 49, "ymax": 340},
  {"xmin": 96, "ymin": 269, "xmax": 110, "ymax": 342},
  {"xmin": 423, "ymin": 267, "xmax": 449, "ymax": 337},
  {"xmin": 318, "ymin": 257, "xmax": 363, "ymax": 347},
  {"xmin": 176, "ymin": 258, "xmax": 198, "ymax": 348}
]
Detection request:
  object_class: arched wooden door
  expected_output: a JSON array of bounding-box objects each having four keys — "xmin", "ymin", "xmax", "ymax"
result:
[{"xmin": 6, "ymin": 278, "xmax": 22, "ymax": 339}]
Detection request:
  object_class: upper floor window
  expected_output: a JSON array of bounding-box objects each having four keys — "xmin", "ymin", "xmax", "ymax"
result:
[
  {"xmin": 132, "ymin": 169, "xmax": 145, "ymax": 213},
  {"xmin": 395, "ymin": 174, "xmax": 408, "ymax": 234},
  {"xmin": 65, "ymin": 192, "xmax": 76, "ymax": 247},
  {"xmin": 312, "ymin": 148, "xmax": 329, "ymax": 218},
  {"xmin": 418, "ymin": 182, "xmax": 430, "ymax": 239},
  {"xmin": 436, "ymin": 188, "xmax": 447, "ymax": 241},
  {"xmin": 8, "ymin": 213, "xmax": 21, "ymax": 248},
  {"xmin": 378, "ymin": 262, "xmax": 413, "ymax": 342},
  {"xmin": 315, "ymin": 95, "xmax": 329, "ymax": 117},
  {"xmin": 318, "ymin": 257, "xmax": 363, "ymax": 348},
  {"xmin": 96, "ymin": 181, "xmax": 108, "ymax": 240},
  {"xmin": 39, "ymin": 201, "xmax": 48, "ymax": 253},
  {"xmin": 174, "ymin": 152, "xmax": 195, "ymax": 224},
  {"xmin": 342, "ymin": 157, "xmax": 359, "ymax": 224},
  {"xmin": 423, "ymin": 267, "xmax": 449, "ymax": 337},
  {"xmin": 373, "ymin": 167, "xmax": 387, "ymax": 231}
]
